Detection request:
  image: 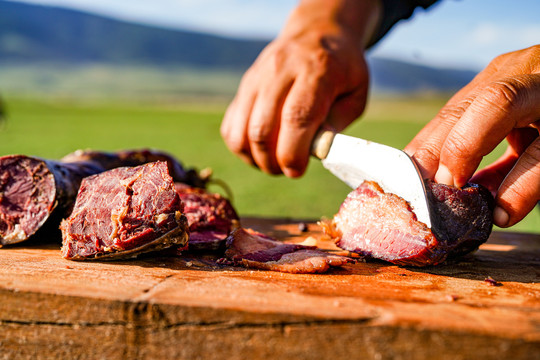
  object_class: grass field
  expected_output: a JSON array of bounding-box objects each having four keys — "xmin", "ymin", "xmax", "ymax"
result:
[{"xmin": 0, "ymin": 94, "xmax": 538, "ymax": 234}]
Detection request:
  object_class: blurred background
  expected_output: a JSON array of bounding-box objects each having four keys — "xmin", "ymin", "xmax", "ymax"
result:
[{"xmin": 0, "ymin": 0, "xmax": 539, "ymax": 232}]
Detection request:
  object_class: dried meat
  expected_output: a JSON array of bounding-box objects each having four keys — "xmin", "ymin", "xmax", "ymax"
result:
[
  {"xmin": 61, "ymin": 162, "xmax": 188, "ymax": 260},
  {"xmin": 222, "ymin": 227, "xmax": 354, "ymax": 273},
  {"xmin": 323, "ymin": 180, "xmax": 494, "ymax": 266}
]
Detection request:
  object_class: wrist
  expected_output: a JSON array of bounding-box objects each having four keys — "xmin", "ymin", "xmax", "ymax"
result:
[{"xmin": 283, "ymin": 0, "xmax": 382, "ymax": 48}]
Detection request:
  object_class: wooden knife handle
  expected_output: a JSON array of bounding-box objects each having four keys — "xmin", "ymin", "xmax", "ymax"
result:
[{"xmin": 311, "ymin": 129, "xmax": 336, "ymax": 160}]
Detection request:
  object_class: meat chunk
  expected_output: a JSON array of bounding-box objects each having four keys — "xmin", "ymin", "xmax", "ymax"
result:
[
  {"xmin": 323, "ymin": 180, "xmax": 494, "ymax": 267},
  {"xmin": 0, "ymin": 149, "xmax": 203, "ymax": 246},
  {"xmin": 175, "ymin": 184, "xmax": 239, "ymax": 251},
  {"xmin": 61, "ymin": 162, "xmax": 188, "ymax": 260},
  {"xmin": 0, "ymin": 155, "xmax": 103, "ymax": 245},
  {"xmin": 222, "ymin": 227, "xmax": 354, "ymax": 273}
]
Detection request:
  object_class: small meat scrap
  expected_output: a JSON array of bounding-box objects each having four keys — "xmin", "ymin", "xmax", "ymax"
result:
[
  {"xmin": 175, "ymin": 184, "xmax": 239, "ymax": 251},
  {"xmin": 222, "ymin": 227, "xmax": 354, "ymax": 274},
  {"xmin": 61, "ymin": 162, "xmax": 188, "ymax": 260},
  {"xmin": 484, "ymin": 276, "xmax": 502, "ymax": 287},
  {"xmin": 323, "ymin": 180, "xmax": 494, "ymax": 267}
]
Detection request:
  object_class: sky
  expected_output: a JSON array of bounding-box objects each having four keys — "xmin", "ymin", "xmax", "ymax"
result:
[{"xmin": 10, "ymin": 0, "xmax": 540, "ymax": 70}]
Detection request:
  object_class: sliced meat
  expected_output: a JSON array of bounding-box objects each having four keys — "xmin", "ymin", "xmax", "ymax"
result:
[
  {"xmin": 323, "ymin": 180, "xmax": 494, "ymax": 267},
  {"xmin": 175, "ymin": 184, "xmax": 239, "ymax": 251},
  {"xmin": 0, "ymin": 149, "xmax": 203, "ymax": 246},
  {"xmin": 222, "ymin": 227, "xmax": 354, "ymax": 273},
  {"xmin": 61, "ymin": 161, "xmax": 188, "ymax": 260},
  {"xmin": 0, "ymin": 155, "xmax": 104, "ymax": 245}
]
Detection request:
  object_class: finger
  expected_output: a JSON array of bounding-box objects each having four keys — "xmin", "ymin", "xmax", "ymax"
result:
[
  {"xmin": 470, "ymin": 149, "xmax": 519, "ymax": 196},
  {"xmin": 221, "ymin": 72, "xmax": 259, "ymax": 166},
  {"xmin": 439, "ymin": 74, "xmax": 540, "ymax": 187},
  {"xmin": 325, "ymin": 85, "xmax": 368, "ymax": 132},
  {"xmin": 494, "ymin": 136, "xmax": 540, "ymax": 227},
  {"xmin": 276, "ymin": 74, "xmax": 335, "ymax": 177},
  {"xmin": 405, "ymin": 62, "xmax": 507, "ymax": 180},
  {"xmin": 247, "ymin": 75, "xmax": 293, "ymax": 174},
  {"xmin": 406, "ymin": 93, "xmax": 478, "ymax": 180},
  {"xmin": 471, "ymin": 127, "xmax": 539, "ymax": 193}
]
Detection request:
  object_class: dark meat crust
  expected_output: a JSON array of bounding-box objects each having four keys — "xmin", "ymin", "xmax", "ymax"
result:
[
  {"xmin": 325, "ymin": 180, "xmax": 494, "ymax": 267},
  {"xmin": 223, "ymin": 227, "xmax": 354, "ymax": 274},
  {"xmin": 426, "ymin": 180, "xmax": 495, "ymax": 259},
  {"xmin": 61, "ymin": 162, "xmax": 188, "ymax": 260}
]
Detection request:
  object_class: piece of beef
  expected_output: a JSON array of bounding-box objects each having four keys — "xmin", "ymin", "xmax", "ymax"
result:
[
  {"xmin": 0, "ymin": 155, "xmax": 104, "ymax": 245},
  {"xmin": 175, "ymin": 184, "xmax": 239, "ymax": 251},
  {"xmin": 323, "ymin": 180, "xmax": 494, "ymax": 267},
  {"xmin": 0, "ymin": 149, "xmax": 203, "ymax": 246},
  {"xmin": 61, "ymin": 161, "xmax": 188, "ymax": 260},
  {"xmin": 222, "ymin": 227, "xmax": 354, "ymax": 273}
]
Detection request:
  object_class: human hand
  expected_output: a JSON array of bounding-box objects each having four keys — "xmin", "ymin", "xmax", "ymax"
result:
[
  {"xmin": 405, "ymin": 45, "xmax": 540, "ymax": 227},
  {"xmin": 221, "ymin": 0, "xmax": 381, "ymax": 177}
]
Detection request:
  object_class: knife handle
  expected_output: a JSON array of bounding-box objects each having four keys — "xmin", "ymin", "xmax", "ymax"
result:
[{"xmin": 311, "ymin": 129, "xmax": 336, "ymax": 160}]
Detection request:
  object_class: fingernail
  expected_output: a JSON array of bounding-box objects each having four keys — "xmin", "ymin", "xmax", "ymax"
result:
[
  {"xmin": 434, "ymin": 164, "xmax": 454, "ymax": 186},
  {"xmin": 493, "ymin": 206, "xmax": 509, "ymax": 227}
]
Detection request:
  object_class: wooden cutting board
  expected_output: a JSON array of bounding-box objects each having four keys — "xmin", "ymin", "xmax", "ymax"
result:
[{"xmin": 0, "ymin": 217, "xmax": 539, "ymax": 360}]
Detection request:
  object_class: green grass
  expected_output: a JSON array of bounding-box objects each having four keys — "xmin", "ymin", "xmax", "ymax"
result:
[{"xmin": 0, "ymin": 94, "xmax": 538, "ymax": 234}]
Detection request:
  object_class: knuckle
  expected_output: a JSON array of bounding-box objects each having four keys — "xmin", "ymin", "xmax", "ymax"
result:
[
  {"xmin": 247, "ymin": 124, "xmax": 273, "ymax": 149},
  {"xmin": 282, "ymin": 103, "xmax": 318, "ymax": 129},
  {"xmin": 480, "ymin": 80, "xmax": 521, "ymax": 114},
  {"xmin": 436, "ymin": 97, "xmax": 474, "ymax": 123},
  {"xmin": 443, "ymin": 134, "xmax": 472, "ymax": 161},
  {"xmin": 225, "ymin": 136, "xmax": 246, "ymax": 154},
  {"xmin": 414, "ymin": 143, "xmax": 440, "ymax": 165},
  {"xmin": 412, "ymin": 142, "xmax": 441, "ymax": 175}
]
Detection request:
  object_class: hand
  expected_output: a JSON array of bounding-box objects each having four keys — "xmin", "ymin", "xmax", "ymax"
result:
[
  {"xmin": 405, "ymin": 45, "xmax": 540, "ymax": 227},
  {"xmin": 221, "ymin": 0, "xmax": 381, "ymax": 177}
]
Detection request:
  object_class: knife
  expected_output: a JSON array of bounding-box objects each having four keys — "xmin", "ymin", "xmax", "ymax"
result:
[{"xmin": 311, "ymin": 129, "xmax": 432, "ymax": 228}]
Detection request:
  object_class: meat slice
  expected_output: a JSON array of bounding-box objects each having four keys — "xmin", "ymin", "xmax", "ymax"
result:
[
  {"xmin": 0, "ymin": 155, "xmax": 104, "ymax": 245},
  {"xmin": 61, "ymin": 162, "xmax": 188, "ymax": 260},
  {"xmin": 323, "ymin": 180, "xmax": 494, "ymax": 267},
  {"xmin": 175, "ymin": 184, "xmax": 239, "ymax": 251},
  {"xmin": 222, "ymin": 227, "xmax": 354, "ymax": 274},
  {"xmin": 0, "ymin": 149, "xmax": 202, "ymax": 246}
]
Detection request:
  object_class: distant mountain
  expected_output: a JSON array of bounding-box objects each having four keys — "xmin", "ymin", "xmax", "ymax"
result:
[
  {"xmin": 0, "ymin": 0, "xmax": 477, "ymax": 93},
  {"xmin": 0, "ymin": 0, "xmax": 268, "ymax": 69},
  {"xmin": 368, "ymin": 57, "xmax": 477, "ymax": 93}
]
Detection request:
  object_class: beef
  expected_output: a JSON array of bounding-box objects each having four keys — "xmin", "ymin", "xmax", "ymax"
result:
[
  {"xmin": 61, "ymin": 161, "xmax": 188, "ymax": 260},
  {"xmin": 222, "ymin": 227, "xmax": 354, "ymax": 273},
  {"xmin": 323, "ymin": 180, "xmax": 494, "ymax": 267},
  {"xmin": 0, "ymin": 149, "xmax": 204, "ymax": 246},
  {"xmin": 175, "ymin": 184, "xmax": 239, "ymax": 251},
  {"xmin": 0, "ymin": 155, "xmax": 104, "ymax": 245}
]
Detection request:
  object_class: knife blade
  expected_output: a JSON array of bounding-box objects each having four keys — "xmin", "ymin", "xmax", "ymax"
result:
[{"xmin": 311, "ymin": 129, "xmax": 432, "ymax": 228}]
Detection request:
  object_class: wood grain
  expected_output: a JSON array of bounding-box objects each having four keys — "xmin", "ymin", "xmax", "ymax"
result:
[{"xmin": 0, "ymin": 217, "xmax": 539, "ymax": 359}]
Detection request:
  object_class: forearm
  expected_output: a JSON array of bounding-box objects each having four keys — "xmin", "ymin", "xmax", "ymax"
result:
[{"xmin": 281, "ymin": 0, "xmax": 382, "ymax": 48}]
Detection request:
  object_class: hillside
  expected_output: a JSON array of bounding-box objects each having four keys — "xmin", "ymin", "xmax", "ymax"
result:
[
  {"xmin": 0, "ymin": 0, "xmax": 477, "ymax": 95},
  {"xmin": 0, "ymin": 0, "xmax": 268, "ymax": 69}
]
